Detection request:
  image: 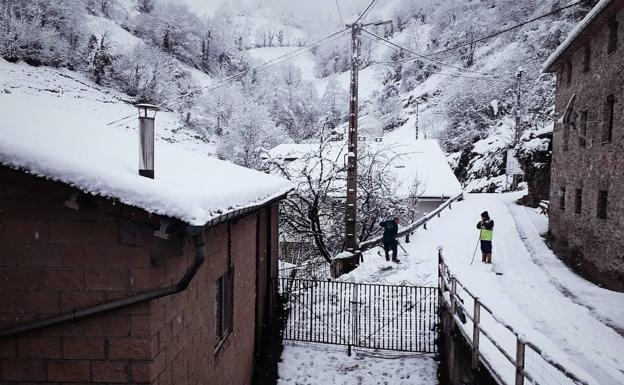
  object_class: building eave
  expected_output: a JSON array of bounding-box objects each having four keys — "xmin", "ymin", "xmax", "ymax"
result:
[{"xmin": 543, "ymin": 0, "xmax": 614, "ymax": 73}]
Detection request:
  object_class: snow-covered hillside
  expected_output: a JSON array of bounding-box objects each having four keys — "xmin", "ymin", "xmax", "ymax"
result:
[
  {"xmin": 0, "ymin": 59, "xmax": 212, "ymax": 154},
  {"xmin": 245, "ymin": 0, "xmax": 594, "ymax": 192}
]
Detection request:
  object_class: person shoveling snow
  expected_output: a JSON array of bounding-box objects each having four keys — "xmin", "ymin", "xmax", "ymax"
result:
[
  {"xmin": 379, "ymin": 217, "xmax": 400, "ymax": 263},
  {"xmin": 476, "ymin": 211, "xmax": 494, "ymax": 264}
]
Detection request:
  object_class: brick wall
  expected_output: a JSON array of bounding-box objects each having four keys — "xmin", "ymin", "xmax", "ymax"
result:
[
  {"xmin": 0, "ymin": 166, "xmax": 276, "ymax": 383},
  {"xmin": 549, "ymin": 1, "xmax": 624, "ymax": 289}
]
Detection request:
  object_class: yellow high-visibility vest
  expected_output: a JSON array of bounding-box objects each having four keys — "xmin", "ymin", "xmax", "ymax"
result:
[{"xmin": 480, "ymin": 228, "xmax": 493, "ymax": 241}]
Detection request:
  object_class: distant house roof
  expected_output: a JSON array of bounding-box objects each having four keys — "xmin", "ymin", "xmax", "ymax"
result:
[
  {"xmin": 0, "ymin": 63, "xmax": 292, "ymax": 226},
  {"xmin": 268, "ymin": 139, "xmax": 462, "ymax": 199},
  {"xmin": 543, "ymin": 0, "xmax": 614, "ymax": 72}
]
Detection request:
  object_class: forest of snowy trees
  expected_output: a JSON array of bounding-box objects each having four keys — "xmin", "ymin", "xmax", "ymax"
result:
[
  {"xmin": 0, "ymin": 0, "xmax": 352, "ymax": 167},
  {"xmin": 0, "ymin": 0, "xmax": 596, "ymax": 189}
]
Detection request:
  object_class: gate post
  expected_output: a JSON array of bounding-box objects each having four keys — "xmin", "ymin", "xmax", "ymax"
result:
[
  {"xmin": 515, "ymin": 338, "xmax": 526, "ymax": 385},
  {"xmin": 349, "ymin": 283, "xmax": 359, "ymax": 356},
  {"xmin": 472, "ymin": 297, "xmax": 481, "ymax": 370}
]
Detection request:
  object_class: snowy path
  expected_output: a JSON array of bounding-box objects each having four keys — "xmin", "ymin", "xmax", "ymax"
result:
[
  {"xmin": 342, "ymin": 193, "xmax": 624, "ymax": 385},
  {"xmin": 277, "ymin": 342, "xmax": 437, "ymax": 385}
]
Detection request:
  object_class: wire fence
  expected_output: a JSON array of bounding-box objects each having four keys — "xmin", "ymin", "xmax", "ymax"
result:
[
  {"xmin": 278, "ymin": 260, "xmax": 330, "ymax": 280},
  {"xmin": 438, "ymin": 250, "xmax": 589, "ymax": 385},
  {"xmin": 277, "ymin": 277, "xmax": 438, "ymax": 353}
]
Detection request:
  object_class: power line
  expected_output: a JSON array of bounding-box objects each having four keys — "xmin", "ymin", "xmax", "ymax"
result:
[
  {"xmin": 361, "ymin": 28, "xmax": 495, "ymax": 75},
  {"xmin": 107, "ymin": 28, "xmax": 349, "ymax": 126},
  {"xmin": 335, "ymin": 0, "xmax": 345, "ymax": 26},
  {"xmin": 426, "ymin": 0, "xmax": 586, "ymax": 57},
  {"xmin": 362, "ymin": 36, "xmax": 497, "ymax": 80},
  {"xmin": 354, "ymin": 0, "xmax": 380, "ymax": 25}
]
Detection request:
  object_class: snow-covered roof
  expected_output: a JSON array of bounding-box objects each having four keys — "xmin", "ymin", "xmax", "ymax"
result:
[
  {"xmin": 543, "ymin": 0, "xmax": 614, "ymax": 72},
  {"xmin": 268, "ymin": 139, "xmax": 462, "ymax": 199},
  {"xmin": 336, "ymin": 115, "xmax": 386, "ymax": 139},
  {"xmin": 0, "ymin": 60, "xmax": 292, "ymax": 226}
]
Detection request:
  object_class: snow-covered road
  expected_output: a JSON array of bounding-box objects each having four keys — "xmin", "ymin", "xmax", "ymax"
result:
[{"xmin": 341, "ymin": 193, "xmax": 624, "ymax": 385}]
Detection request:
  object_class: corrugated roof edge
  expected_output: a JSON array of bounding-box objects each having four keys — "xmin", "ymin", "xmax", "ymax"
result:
[
  {"xmin": 0, "ymin": 162, "xmax": 293, "ymax": 228},
  {"xmin": 543, "ymin": 0, "xmax": 613, "ymax": 72}
]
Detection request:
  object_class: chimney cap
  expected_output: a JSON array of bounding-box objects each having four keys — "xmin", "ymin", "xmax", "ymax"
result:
[
  {"xmin": 135, "ymin": 103, "xmax": 160, "ymax": 111},
  {"xmin": 135, "ymin": 104, "xmax": 159, "ymax": 119}
]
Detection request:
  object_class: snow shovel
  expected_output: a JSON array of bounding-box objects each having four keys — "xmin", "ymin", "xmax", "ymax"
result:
[
  {"xmin": 470, "ymin": 236, "xmax": 480, "ymax": 265},
  {"xmin": 397, "ymin": 241, "xmax": 409, "ymax": 256}
]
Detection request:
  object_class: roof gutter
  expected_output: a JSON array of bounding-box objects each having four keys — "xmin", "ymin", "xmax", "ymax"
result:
[
  {"xmin": 0, "ymin": 226, "xmax": 206, "ymax": 339},
  {"xmin": 0, "ymin": 191, "xmax": 290, "ymax": 339}
]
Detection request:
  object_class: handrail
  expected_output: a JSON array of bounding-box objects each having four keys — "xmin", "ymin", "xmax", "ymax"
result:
[
  {"xmin": 360, "ymin": 192, "xmax": 464, "ymax": 251},
  {"xmin": 438, "ymin": 249, "xmax": 589, "ymax": 385}
]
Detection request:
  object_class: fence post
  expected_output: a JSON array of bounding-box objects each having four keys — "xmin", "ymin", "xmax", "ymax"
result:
[
  {"xmin": 450, "ymin": 276, "xmax": 457, "ymax": 324},
  {"xmin": 472, "ymin": 297, "xmax": 481, "ymax": 370},
  {"xmin": 515, "ymin": 338, "xmax": 526, "ymax": 385},
  {"xmin": 349, "ymin": 283, "xmax": 359, "ymax": 356}
]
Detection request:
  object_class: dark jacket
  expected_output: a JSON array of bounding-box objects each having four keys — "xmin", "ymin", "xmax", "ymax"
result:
[
  {"xmin": 476, "ymin": 220, "xmax": 494, "ymax": 231},
  {"xmin": 380, "ymin": 220, "xmax": 399, "ymax": 241}
]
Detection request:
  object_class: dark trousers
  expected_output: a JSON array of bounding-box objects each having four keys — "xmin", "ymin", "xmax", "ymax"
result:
[
  {"xmin": 383, "ymin": 239, "xmax": 398, "ymax": 261},
  {"xmin": 480, "ymin": 240, "xmax": 492, "ymax": 263}
]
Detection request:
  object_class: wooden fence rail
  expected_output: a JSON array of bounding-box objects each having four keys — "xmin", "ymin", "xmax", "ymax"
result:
[{"xmin": 438, "ymin": 249, "xmax": 588, "ymax": 385}]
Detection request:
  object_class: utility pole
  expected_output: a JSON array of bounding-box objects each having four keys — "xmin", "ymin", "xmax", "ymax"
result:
[
  {"xmin": 415, "ymin": 99, "xmax": 419, "ymax": 140},
  {"xmin": 344, "ymin": 20, "xmax": 391, "ymax": 254},
  {"xmin": 514, "ymin": 67, "xmax": 524, "ymax": 145},
  {"xmin": 344, "ymin": 22, "xmax": 362, "ymax": 253},
  {"xmin": 511, "ymin": 66, "xmax": 524, "ymax": 189}
]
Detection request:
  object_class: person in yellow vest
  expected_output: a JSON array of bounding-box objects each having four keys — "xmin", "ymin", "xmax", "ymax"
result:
[{"xmin": 476, "ymin": 211, "xmax": 494, "ymax": 263}]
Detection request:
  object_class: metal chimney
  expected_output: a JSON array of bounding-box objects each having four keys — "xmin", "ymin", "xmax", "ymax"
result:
[{"xmin": 135, "ymin": 104, "xmax": 159, "ymax": 179}]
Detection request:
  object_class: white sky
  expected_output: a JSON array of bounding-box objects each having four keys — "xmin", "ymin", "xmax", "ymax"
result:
[{"xmin": 172, "ymin": 0, "xmax": 373, "ymax": 21}]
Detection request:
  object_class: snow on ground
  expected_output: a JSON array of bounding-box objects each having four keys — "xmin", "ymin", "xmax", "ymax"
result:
[
  {"xmin": 84, "ymin": 13, "xmax": 214, "ymax": 88},
  {"xmin": 278, "ymin": 342, "xmax": 438, "ymax": 385},
  {"xmin": 341, "ymin": 192, "xmax": 624, "ymax": 385},
  {"xmin": 85, "ymin": 14, "xmax": 143, "ymax": 55},
  {"xmin": 0, "ymin": 59, "xmax": 211, "ymax": 153},
  {"xmin": 247, "ymin": 46, "xmax": 380, "ymax": 100},
  {"xmin": 248, "ymin": 46, "xmax": 319, "ymax": 83},
  {"xmin": 0, "ymin": 59, "xmax": 291, "ymax": 225}
]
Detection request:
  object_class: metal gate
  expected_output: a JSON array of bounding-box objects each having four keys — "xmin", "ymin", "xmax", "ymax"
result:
[{"xmin": 277, "ymin": 278, "xmax": 438, "ymax": 353}]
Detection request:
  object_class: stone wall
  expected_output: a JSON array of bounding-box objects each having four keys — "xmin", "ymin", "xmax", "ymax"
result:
[{"xmin": 549, "ymin": 1, "xmax": 624, "ymax": 290}]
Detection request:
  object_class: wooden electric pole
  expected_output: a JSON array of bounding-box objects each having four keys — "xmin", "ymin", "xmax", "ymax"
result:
[
  {"xmin": 343, "ymin": 20, "xmax": 392, "ymax": 254},
  {"xmin": 344, "ymin": 22, "xmax": 362, "ymax": 253}
]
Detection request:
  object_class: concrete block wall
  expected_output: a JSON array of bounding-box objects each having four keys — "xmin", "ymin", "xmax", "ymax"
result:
[{"xmin": 0, "ymin": 165, "xmax": 271, "ymax": 384}]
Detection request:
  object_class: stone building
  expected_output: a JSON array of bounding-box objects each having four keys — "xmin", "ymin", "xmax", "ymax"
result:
[
  {"xmin": 0, "ymin": 109, "xmax": 291, "ymax": 383},
  {"xmin": 544, "ymin": 0, "xmax": 623, "ymax": 290}
]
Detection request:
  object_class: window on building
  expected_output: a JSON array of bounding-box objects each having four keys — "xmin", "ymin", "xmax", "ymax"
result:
[
  {"xmin": 574, "ymin": 188, "xmax": 582, "ymax": 214},
  {"xmin": 216, "ymin": 269, "xmax": 234, "ymax": 345},
  {"xmin": 579, "ymin": 110, "xmax": 588, "ymax": 147},
  {"xmin": 563, "ymin": 123, "xmax": 570, "ymax": 151},
  {"xmin": 603, "ymin": 94, "xmax": 615, "ymax": 143},
  {"xmin": 608, "ymin": 19, "xmax": 619, "ymax": 54},
  {"xmin": 597, "ymin": 190, "xmax": 608, "ymax": 220},
  {"xmin": 583, "ymin": 44, "xmax": 591, "ymax": 73},
  {"xmin": 566, "ymin": 61, "xmax": 572, "ymax": 85},
  {"xmin": 559, "ymin": 187, "xmax": 566, "ymax": 211}
]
